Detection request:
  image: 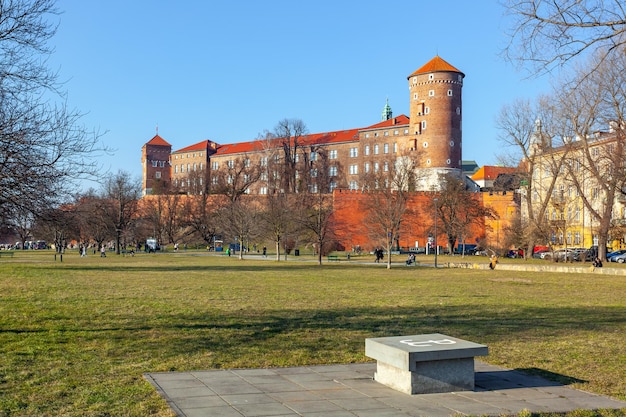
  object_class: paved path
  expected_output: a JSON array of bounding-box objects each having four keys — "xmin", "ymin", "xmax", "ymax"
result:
[{"xmin": 145, "ymin": 361, "xmax": 626, "ymax": 417}]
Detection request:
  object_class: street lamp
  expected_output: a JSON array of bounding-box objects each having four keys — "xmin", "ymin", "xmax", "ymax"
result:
[{"xmin": 434, "ymin": 197, "xmax": 438, "ymax": 268}]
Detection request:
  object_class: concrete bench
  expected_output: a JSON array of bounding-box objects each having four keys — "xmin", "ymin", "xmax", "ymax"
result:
[
  {"xmin": 365, "ymin": 333, "xmax": 488, "ymax": 395},
  {"xmin": 327, "ymin": 255, "xmax": 339, "ymax": 261}
]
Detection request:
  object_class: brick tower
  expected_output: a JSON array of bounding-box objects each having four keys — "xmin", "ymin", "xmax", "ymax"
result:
[
  {"xmin": 407, "ymin": 56, "xmax": 464, "ymax": 190},
  {"xmin": 141, "ymin": 134, "xmax": 172, "ymax": 196}
]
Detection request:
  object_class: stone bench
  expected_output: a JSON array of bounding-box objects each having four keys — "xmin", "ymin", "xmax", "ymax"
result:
[
  {"xmin": 365, "ymin": 333, "xmax": 488, "ymax": 395},
  {"xmin": 327, "ymin": 255, "xmax": 339, "ymax": 261}
]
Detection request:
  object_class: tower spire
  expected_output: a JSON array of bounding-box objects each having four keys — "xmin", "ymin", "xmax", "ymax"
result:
[{"xmin": 381, "ymin": 98, "xmax": 392, "ymax": 121}]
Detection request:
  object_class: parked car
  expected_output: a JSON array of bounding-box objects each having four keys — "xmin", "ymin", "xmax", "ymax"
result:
[
  {"xmin": 533, "ymin": 250, "xmax": 549, "ymax": 259},
  {"xmin": 607, "ymin": 249, "xmax": 626, "ymax": 262},
  {"xmin": 543, "ymin": 248, "xmax": 576, "ymax": 262},
  {"xmin": 610, "ymin": 252, "xmax": 626, "ymax": 263}
]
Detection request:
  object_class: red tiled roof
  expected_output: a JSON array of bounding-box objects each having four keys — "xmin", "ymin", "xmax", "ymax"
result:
[
  {"xmin": 471, "ymin": 166, "xmax": 517, "ymax": 181},
  {"xmin": 214, "ymin": 128, "xmax": 361, "ymax": 156},
  {"xmin": 408, "ymin": 56, "xmax": 464, "ymax": 78},
  {"xmin": 362, "ymin": 115, "xmax": 410, "ymax": 130},
  {"xmin": 174, "ymin": 140, "xmax": 217, "ymax": 153},
  {"xmin": 146, "ymin": 134, "xmax": 171, "ymax": 147}
]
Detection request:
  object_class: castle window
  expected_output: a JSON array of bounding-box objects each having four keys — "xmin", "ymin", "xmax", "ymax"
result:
[
  {"xmin": 446, "ymin": 159, "xmax": 451, "ymax": 164},
  {"xmin": 365, "ymin": 162, "xmax": 370, "ymax": 173},
  {"xmin": 350, "ymin": 147, "xmax": 358, "ymax": 157},
  {"xmin": 151, "ymin": 160, "xmax": 158, "ymax": 167},
  {"xmin": 426, "ymin": 159, "xmax": 431, "ymax": 165},
  {"xmin": 450, "ymin": 141, "xmax": 455, "ymax": 147},
  {"xmin": 429, "ymin": 74, "xmax": 434, "ymax": 80},
  {"xmin": 384, "ymin": 131, "xmax": 388, "ymax": 136},
  {"xmin": 227, "ymin": 160, "xmax": 234, "ymax": 168},
  {"xmin": 448, "ymin": 89, "xmax": 453, "ymax": 96},
  {"xmin": 458, "ymin": 74, "xmax": 462, "ymax": 82},
  {"xmin": 384, "ymin": 143, "xmax": 389, "ymax": 154},
  {"xmin": 329, "ymin": 182, "xmax": 337, "ymax": 192},
  {"xmin": 456, "ymin": 107, "xmax": 461, "ymax": 115},
  {"xmin": 329, "ymin": 149, "xmax": 338, "ymax": 159},
  {"xmin": 393, "ymin": 143, "xmax": 397, "ymax": 153},
  {"xmin": 212, "ymin": 161, "xmax": 218, "ymax": 170},
  {"xmin": 421, "ymin": 120, "xmax": 427, "ymax": 130},
  {"xmin": 394, "ymin": 130, "xmax": 398, "ymax": 135},
  {"xmin": 349, "ymin": 181, "xmax": 358, "ymax": 190},
  {"xmin": 384, "ymin": 161, "xmax": 389, "ymax": 172},
  {"xmin": 429, "ymin": 90, "xmax": 434, "ymax": 97},
  {"xmin": 175, "ymin": 165, "xmax": 179, "ymax": 173},
  {"xmin": 423, "ymin": 142, "xmax": 428, "ymax": 148},
  {"xmin": 260, "ymin": 157, "xmax": 267, "ymax": 167},
  {"xmin": 374, "ymin": 144, "xmax": 379, "ymax": 154},
  {"xmin": 413, "ymin": 93, "xmax": 418, "ymax": 100},
  {"xmin": 412, "ymin": 77, "xmax": 417, "ymax": 84},
  {"xmin": 364, "ymin": 145, "xmax": 370, "ymax": 156},
  {"xmin": 259, "ymin": 187, "xmax": 267, "ymax": 195},
  {"xmin": 329, "ymin": 166, "xmax": 337, "ymax": 176},
  {"xmin": 155, "ymin": 171, "xmax": 161, "ymax": 179},
  {"xmin": 349, "ymin": 165, "xmax": 358, "ymax": 175},
  {"xmin": 310, "ymin": 151, "xmax": 317, "ymax": 161},
  {"xmin": 425, "ymin": 106, "xmax": 430, "ymax": 115},
  {"xmin": 404, "ymin": 129, "xmax": 409, "ymax": 134}
]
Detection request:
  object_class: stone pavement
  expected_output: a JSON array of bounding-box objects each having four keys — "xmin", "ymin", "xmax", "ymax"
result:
[{"xmin": 145, "ymin": 361, "xmax": 626, "ymax": 417}]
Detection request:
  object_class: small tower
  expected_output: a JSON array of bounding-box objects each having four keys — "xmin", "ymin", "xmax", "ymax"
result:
[
  {"xmin": 141, "ymin": 134, "xmax": 172, "ymax": 196},
  {"xmin": 381, "ymin": 98, "xmax": 393, "ymax": 121},
  {"xmin": 408, "ymin": 56, "xmax": 464, "ymax": 190}
]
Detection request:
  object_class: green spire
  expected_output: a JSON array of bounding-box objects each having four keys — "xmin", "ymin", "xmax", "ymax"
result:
[{"xmin": 381, "ymin": 98, "xmax": 392, "ymax": 121}]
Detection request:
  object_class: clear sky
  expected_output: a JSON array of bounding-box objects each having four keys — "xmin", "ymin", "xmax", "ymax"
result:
[{"xmin": 50, "ymin": 0, "xmax": 551, "ymax": 188}]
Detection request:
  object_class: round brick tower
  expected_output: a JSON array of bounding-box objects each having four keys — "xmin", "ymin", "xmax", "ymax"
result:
[{"xmin": 408, "ymin": 56, "xmax": 464, "ymax": 189}]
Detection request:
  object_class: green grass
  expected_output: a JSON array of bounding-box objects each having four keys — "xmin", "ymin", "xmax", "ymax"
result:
[{"xmin": 0, "ymin": 250, "xmax": 625, "ymax": 416}]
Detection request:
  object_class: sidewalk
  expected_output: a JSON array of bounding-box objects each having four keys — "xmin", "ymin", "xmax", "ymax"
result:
[{"xmin": 145, "ymin": 361, "xmax": 626, "ymax": 417}]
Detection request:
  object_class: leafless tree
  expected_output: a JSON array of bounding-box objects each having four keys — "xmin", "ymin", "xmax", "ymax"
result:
[
  {"xmin": 211, "ymin": 155, "xmax": 262, "ymax": 202},
  {"xmin": 503, "ymin": 0, "xmax": 626, "ymax": 75},
  {"xmin": 359, "ymin": 151, "xmax": 417, "ymax": 269},
  {"xmin": 274, "ymin": 118, "xmax": 308, "ymax": 193},
  {"xmin": 221, "ymin": 197, "xmax": 261, "ymax": 260},
  {"xmin": 433, "ymin": 173, "xmax": 496, "ymax": 254},
  {"xmin": 554, "ymin": 50, "xmax": 626, "ymax": 260},
  {"xmin": 0, "ymin": 0, "xmax": 107, "ymax": 225},
  {"xmin": 496, "ymin": 97, "xmax": 568, "ymax": 256},
  {"xmin": 103, "ymin": 171, "xmax": 141, "ymax": 254}
]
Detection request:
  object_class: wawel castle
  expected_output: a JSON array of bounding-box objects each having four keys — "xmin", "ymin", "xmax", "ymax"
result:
[{"xmin": 140, "ymin": 56, "xmax": 518, "ymax": 252}]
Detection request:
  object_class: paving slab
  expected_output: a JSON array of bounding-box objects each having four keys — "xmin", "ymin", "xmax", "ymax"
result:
[{"xmin": 145, "ymin": 361, "xmax": 626, "ymax": 417}]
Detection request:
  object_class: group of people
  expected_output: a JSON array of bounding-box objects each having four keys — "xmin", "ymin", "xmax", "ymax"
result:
[{"xmin": 374, "ymin": 248, "xmax": 384, "ymax": 263}]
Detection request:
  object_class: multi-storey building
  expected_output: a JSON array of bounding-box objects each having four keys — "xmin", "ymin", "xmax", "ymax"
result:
[
  {"xmin": 141, "ymin": 56, "xmax": 465, "ymax": 196},
  {"xmin": 524, "ymin": 119, "xmax": 626, "ymax": 252}
]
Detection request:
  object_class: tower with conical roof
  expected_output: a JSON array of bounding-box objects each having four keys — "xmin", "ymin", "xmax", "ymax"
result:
[{"xmin": 408, "ymin": 56, "xmax": 464, "ymax": 189}]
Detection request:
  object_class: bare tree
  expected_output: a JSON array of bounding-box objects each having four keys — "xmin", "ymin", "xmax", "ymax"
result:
[
  {"xmin": 496, "ymin": 97, "xmax": 568, "ymax": 256},
  {"xmin": 103, "ymin": 171, "xmax": 141, "ymax": 254},
  {"xmin": 260, "ymin": 192, "xmax": 298, "ymax": 261},
  {"xmin": 359, "ymin": 151, "xmax": 417, "ymax": 269},
  {"xmin": 554, "ymin": 50, "xmax": 626, "ymax": 260},
  {"xmin": 503, "ymin": 0, "xmax": 626, "ymax": 75},
  {"xmin": 434, "ymin": 173, "xmax": 495, "ymax": 254},
  {"xmin": 211, "ymin": 155, "xmax": 262, "ymax": 202},
  {"xmin": 181, "ymin": 192, "xmax": 223, "ymax": 249},
  {"xmin": 274, "ymin": 118, "xmax": 308, "ymax": 193},
  {"xmin": 0, "ymin": 0, "xmax": 107, "ymax": 224}
]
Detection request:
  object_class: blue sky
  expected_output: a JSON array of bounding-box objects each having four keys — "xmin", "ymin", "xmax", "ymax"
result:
[{"xmin": 50, "ymin": 0, "xmax": 551, "ymax": 187}]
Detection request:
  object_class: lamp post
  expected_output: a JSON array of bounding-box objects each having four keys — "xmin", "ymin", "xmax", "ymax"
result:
[{"xmin": 434, "ymin": 197, "xmax": 438, "ymax": 268}]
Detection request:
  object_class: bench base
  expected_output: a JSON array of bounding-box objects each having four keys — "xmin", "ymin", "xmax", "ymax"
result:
[{"xmin": 375, "ymin": 357, "xmax": 475, "ymax": 394}]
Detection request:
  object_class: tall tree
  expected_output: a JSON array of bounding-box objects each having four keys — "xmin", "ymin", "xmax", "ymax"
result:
[
  {"xmin": 0, "ymin": 0, "xmax": 106, "ymax": 224},
  {"xmin": 496, "ymin": 97, "xmax": 568, "ymax": 257},
  {"xmin": 359, "ymin": 151, "xmax": 417, "ymax": 269},
  {"xmin": 274, "ymin": 118, "xmax": 307, "ymax": 193},
  {"xmin": 433, "ymin": 173, "xmax": 495, "ymax": 254},
  {"xmin": 104, "ymin": 171, "xmax": 141, "ymax": 254},
  {"xmin": 503, "ymin": 0, "xmax": 626, "ymax": 75},
  {"xmin": 555, "ymin": 50, "xmax": 626, "ymax": 260}
]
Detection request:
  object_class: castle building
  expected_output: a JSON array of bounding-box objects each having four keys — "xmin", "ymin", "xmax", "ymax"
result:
[{"xmin": 141, "ymin": 56, "xmax": 464, "ymax": 196}]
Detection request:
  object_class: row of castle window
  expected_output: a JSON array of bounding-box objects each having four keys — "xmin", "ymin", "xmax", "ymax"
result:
[
  {"xmin": 207, "ymin": 144, "xmax": 399, "ymax": 171},
  {"xmin": 173, "ymin": 152, "xmax": 204, "ymax": 159},
  {"xmin": 365, "ymin": 130, "xmax": 409, "ymax": 138},
  {"xmin": 174, "ymin": 162, "xmax": 204, "ymax": 173},
  {"xmin": 411, "ymin": 74, "xmax": 463, "ymax": 84},
  {"xmin": 412, "ymin": 90, "xmax": 454, "ymax": 100}
]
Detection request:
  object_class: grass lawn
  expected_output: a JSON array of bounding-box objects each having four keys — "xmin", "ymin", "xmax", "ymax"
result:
[{"xmin": 0, "ymin": 250, "xmax": 625, "ymax": 416}]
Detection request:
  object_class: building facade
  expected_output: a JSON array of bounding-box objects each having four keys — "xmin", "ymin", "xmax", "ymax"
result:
[{"xmin": 141, "ymin": 56, "xmax": 465, "ymax": 197}]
